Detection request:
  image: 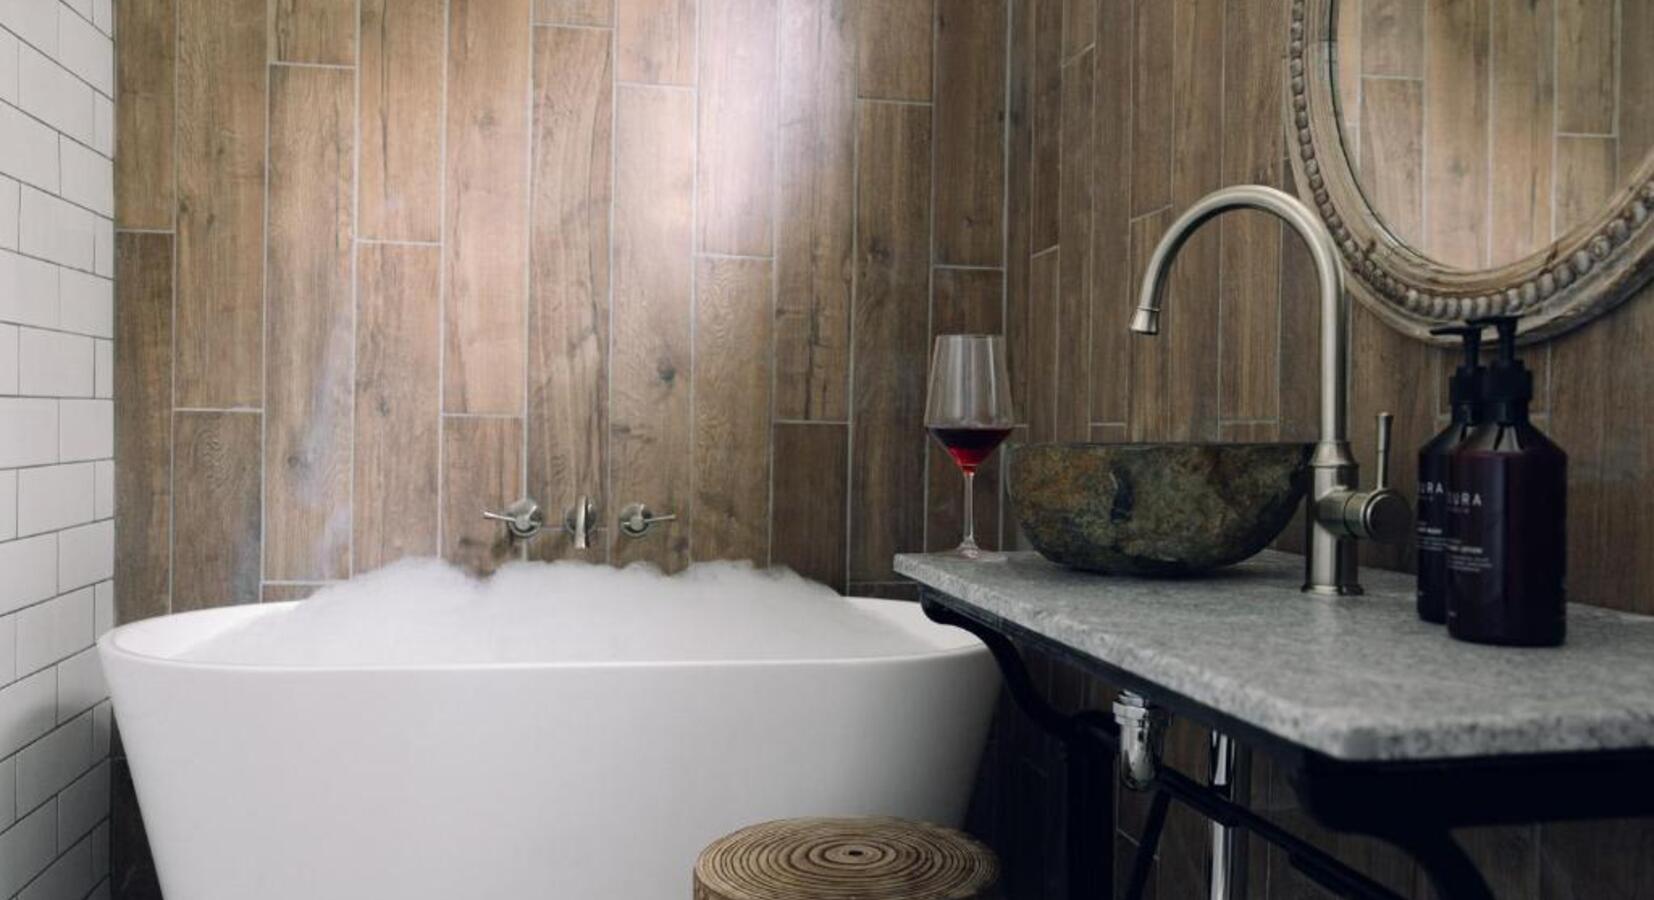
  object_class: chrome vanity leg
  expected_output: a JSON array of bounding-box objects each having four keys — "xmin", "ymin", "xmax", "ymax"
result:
[{"xmin": 1207, "ymin": 731, "xmax": 1251, "ymax": 899}]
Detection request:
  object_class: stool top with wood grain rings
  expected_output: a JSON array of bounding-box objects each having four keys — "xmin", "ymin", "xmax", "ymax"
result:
[{"xmin": 693, "ymin": 817, "xmax": 999, "ymax": 900}]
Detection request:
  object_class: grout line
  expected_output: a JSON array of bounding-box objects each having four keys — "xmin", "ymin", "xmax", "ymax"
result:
[
  {"xmin": 614, "ymin": 79, "xmax": 693, "ymax": 92},
  {"xmin": 520, "ymin": 0, "xmax": 534, "ymax": 564},
  {"xmin": 112, "ymin": 228, "xmax": 174, "ymax": 235},
  {"xmin": 771, "ymin": 417, "xmax": 850, "ymax": 427},
  {"xmin": 921, "ymin": 2, "xmax": 938, "ymax": 554},
  {"xmin": 356, "ymin": 237, "xmax": 440, "ymax": 247},
  {"xmin": 998, "ymin": 0, "xmax": 1012, "ymax": 550},
  {"xmin": 855, "ymin": 96, "xmax": 931, "ymax": 107},
  {"xmin": 349, "ymin": 0, "xmax": 362, "ymax": 577},
  {"xmin": 532, "ymin": 21, "xmax": 613, "ymax": 33},
  {"xmin": 1031, "ymin": 244, "xmax": 1058, "ymax": 260},
  {"xmin": 764, "ymin": 0, "xmax": 781, "ymax": 569},
  {"xmin": 685, "ymin": 0, "xmax": 703, "ymax": 566},
  {"xmin": 603, "ymin": 18, "xmax": 617, "ymax": 566},
  {"xmin": 934, "ymin": 263, "xmax": 1005, "ymax": 272},
  {"xmin": 441, "ymin": 411, "xmax": 524, "ymax": 420},
  {"xmin": 257, "ymin": 47, "xmax": 273, "ymax": 592},
  {"xmin": 270, "ymin": 60, "xmax": 355, "ymax": 71},
  {"xmin": 165, "ymin": 0, "xmax": 179, "ymax": 616},
  {"xmin": 435, "ymin": 0, "xmax": 450, "ymax": 554},
  {"xmin": 844, "ymin": 86, "xmax": 860, "ymax": 591},
  {"xmin": 696, "ymin": 250, "xmax": 773, "ymax": 262}
]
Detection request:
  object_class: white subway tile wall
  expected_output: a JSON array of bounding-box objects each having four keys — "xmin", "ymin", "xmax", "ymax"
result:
[{"xmin": 0, "ymin": 4, "xmax": 115, "ymax": 895}]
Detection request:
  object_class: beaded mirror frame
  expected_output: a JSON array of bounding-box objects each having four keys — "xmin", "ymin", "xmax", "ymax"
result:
[{"xmin": 1286, "ymin": 0, "xmax": 1654, "ymax": 346}]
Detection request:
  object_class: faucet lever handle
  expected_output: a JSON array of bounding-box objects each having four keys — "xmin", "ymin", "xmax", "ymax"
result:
[{"xmin": 1374, "ymin": 411, "xmax": 1393, "ymax": 491}]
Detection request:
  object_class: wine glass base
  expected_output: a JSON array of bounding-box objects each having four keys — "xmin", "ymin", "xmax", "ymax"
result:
[{"xmin": 945, "ymin": 544, "xmax": 1007, "ymax": 562}]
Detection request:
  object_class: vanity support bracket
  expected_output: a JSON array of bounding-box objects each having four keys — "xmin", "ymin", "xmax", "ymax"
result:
[{"xmin": 919, "ymin": 595, "xmax": 1116, "ymax": 900}]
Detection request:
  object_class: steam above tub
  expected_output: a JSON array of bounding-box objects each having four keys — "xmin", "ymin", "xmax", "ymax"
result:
[{"xmin": 180, "ymin": 559, "xmax": 932, "ymax": 667}]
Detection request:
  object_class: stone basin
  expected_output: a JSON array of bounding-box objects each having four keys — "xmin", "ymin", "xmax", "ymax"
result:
[{"xmin": 1007, "ymin": 442, "xmax": 1312, "ymax": 576}]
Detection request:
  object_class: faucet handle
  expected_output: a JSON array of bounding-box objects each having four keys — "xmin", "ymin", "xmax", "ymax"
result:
[
  {"xmin": 482, "ymin": 498, "xmax": 545, "ymax": 540},
  {"xmin": 564, "ymin": 497, "xmax": 597, "ymax": 549},
  {"xmin": 1374, "ymin": 411, "xmax": 1393, "ymax": 491}
]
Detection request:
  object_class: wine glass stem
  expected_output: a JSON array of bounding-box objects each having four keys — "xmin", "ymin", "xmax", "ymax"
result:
[{"xmin": 961, "ymin": 470, "xmax": 978, "ymax": 550}]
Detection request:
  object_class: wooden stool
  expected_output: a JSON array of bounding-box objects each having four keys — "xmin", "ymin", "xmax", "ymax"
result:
[{"xmin": 693, "ymin": 816, "xmax": 999, "ymax": 899}]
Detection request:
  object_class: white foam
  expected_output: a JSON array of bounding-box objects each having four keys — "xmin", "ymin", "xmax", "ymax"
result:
[{"xmin": 180, "ymin": 559, "xmax": 930, "ymax": 667}]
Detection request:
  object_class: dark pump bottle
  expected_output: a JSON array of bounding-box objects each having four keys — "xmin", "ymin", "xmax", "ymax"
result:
[
  {"xmin": 1416, "ymin": 325, "xmax": 1485, "ymax": 624},
  {"xmin": 1445, "ymin": 316, "xmax": 1567, "ymax": 646}
]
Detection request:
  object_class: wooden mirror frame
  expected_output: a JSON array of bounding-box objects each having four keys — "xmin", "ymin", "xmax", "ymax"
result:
[{"xmin": 1286, "ymin": 0, "xmax": 1654, "ymax": 346}]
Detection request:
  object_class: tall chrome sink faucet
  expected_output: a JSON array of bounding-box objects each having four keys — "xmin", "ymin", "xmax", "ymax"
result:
[{"xmin": 1128, "ymin": 185, "xmax": 1410, "ymax": 595}]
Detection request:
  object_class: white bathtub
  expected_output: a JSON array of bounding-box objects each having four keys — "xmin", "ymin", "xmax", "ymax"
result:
[{"xmin": 100, "ymin": 593, "xmax": 998, "ymax": 900}]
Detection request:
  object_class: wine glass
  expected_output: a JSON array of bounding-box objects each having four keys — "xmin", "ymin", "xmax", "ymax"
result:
[{"xmin": 926, "ymin": 334, "xmax": 1016, "ymax": 560}]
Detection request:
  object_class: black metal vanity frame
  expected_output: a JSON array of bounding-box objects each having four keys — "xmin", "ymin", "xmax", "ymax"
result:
[{"xmin": 919, "ymin": 588, "xmax": 1654, "ymax": 900}]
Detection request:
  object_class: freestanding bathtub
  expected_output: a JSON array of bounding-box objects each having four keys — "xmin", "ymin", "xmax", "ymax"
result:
[{"xmin": 100, "ymin": 592, "xmax": 998, "ymax": 899}]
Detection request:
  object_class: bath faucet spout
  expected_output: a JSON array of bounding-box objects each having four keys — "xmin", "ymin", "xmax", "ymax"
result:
[{"xmin": 1128, "ymin": 185, "xmax": 1410, "ymax": 595}]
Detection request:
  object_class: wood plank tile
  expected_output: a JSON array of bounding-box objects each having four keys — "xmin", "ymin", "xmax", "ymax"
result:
[
  {"xmin": 1554, "ymin": 136, "xmax": 1618, "ymax": 235},
  {"xmin": 1555, "ymin": 0, "xmax": 1615, "ymax": 135},
  {"xmin": 773, "ymin": 0, "xmax": 854, "ymax": 421},
  {"xmin": 528, "ymin": 25, "xmax": 612, "ymax": 563},
  {"xmin": 1055, "ymin": 48, "xmax": 1092, "ymax": 442},
  {"xmin": 1359, "ymin": 77, "xmax": 1424, "ymax": 248},
  {"xmin": 697, "ymin": 0, "xmax": 777, "ymax": 256},
  {"xmin": 1130, "ymin": 0, "xmax": 1172, "ymax": 217},
  {"xmin": 1360, "ymin": 0, "xmax": 1423, "ymax": 77},
  {"xmin": 1126, "ymin": 208, "xmax": 1172, "ymax": 440},
  {"xmin": 1217, "ymin": 0, "xmax": 1283, "ymax": 421},
  {"xmin": 1088, "ymin": 0, "xmax": 1131, "ymax": 424},
  {"xmin": 271, "ymin": 0, "xmax": 357, "ymax": 64},
  {"xmin": 856, "ymin": 0, "xmax": 933, "ymax": 100},
  {"xmin": 1620, "ymin": 1, "xmax": 1654, "ymax": 175},
  {"xmin": 1539, "ymin": 818, "xmax": 1654, "ymax": 898},
  {"xmin": 617, "ymin": 0, "xmax": 696, "ymax": 85},
  {"xmin": 692, "ymin": 257, "xmax": 772, "ymax": 563},
  {"xmin": 175, "ymin": 0, "xmax": 265, "ymax": 408},
  {"xmin": 1349, "ymin": 302, "xmax": 1437, "ymax": 573},
  {"xmin": 849, "ymin": 100, "xmax": 931, "ymax": 582},
  {"xmin": 173, "ymin": 412, "xmax": 262, "ymax": 611},
  {"xmin": 1160, "ymin": 0, "xmax": 1222, "ymax": 442},
  {"xmin": 1030, "ymin": 0, "xmax": 1062, "ymax": 250},
  {"xmin": 536, "ymin": 0, "xmax": 613, "ymax": 26},
  {"xmin": 1005, "ymin": 0, "xmax": 1034, "ymax": 420},
  {"xmin": 444, "ymin": 0, "xmax": 531, "ymax": 414},
  {"xmin": 1157, "ymin": 717, "xmax": 1212, "ymax": 900},
  {"xmin": 264, "ymin": 65, "xmax": 355, "ymax": 582},
  {"xmin": 355, "ymin": 244, "xmax": 441, "ymax": 571},
  {"xmin": 1489, "ymin": 0, "xmax": 1555, "ymax": 267},
  {"xmin": 934, "ymin": 0, "xmax": 1006, "ymax": 267},
  {"xmin": 1027, "ymin": 248, "xmax": 1060, "ymax": 443},
  {"xmin": 1424, "ymin": 0, "xmax": 1489, "ymax": 269},
  {"xmin": 114, "ymin": 232, "xmax": 173, "ymax": 624},
  {"xmin": 926, "ymin": 269, "xmax": 1003, "ymax": 552},
  {"xmin": 359, "ymin": 0, "xmax": 445, "ymax": 243},
  {"xmin": 770, "ymin": 422, "xmax": 848, "ymax": 591},
  {"xmin": 1062, "ymin": 0, "xmax": 1093, "ymax": 59},
  {"xmin": 1424, "ymin": 827, "xmax": 1539, "ymax": 900},
  {"xmin": 441, "ymin": 417, "xmax": 523, "ymax": 573},
  {"xmin": 611, "ymin": 85, "xmax": 695, "ymax": 570},
  {"xmin": 114, "ymin": 0, "xmax": 175, "ymax": 230},
  {"xmin": 1335, "ymin": 0, "xmax": 1362, "ymax": 168},
  {"xmin": 261, "ymin": 583, "xmax": 328, "ymax": 602}
]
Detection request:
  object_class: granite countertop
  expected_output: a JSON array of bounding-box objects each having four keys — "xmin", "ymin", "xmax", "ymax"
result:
[{"xmin": 894, "ymin": 550, "xmax": 1654, "ymax": 762}]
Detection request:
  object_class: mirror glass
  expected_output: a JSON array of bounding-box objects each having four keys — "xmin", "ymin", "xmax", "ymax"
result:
[{"xmin": 1331, "ymin": 0, "xmax": 1652, "ymax": 271}]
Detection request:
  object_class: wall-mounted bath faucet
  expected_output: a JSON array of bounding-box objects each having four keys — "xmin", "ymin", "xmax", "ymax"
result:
[
  {"xmin": 1129, "ymin": 184, "xmax": 1411, "ymax": 595},
  {"xmin": 482, "ymin": 498, "xmax": 545, "ymax": 541},
  {"xmin": 618, "ymin": 503, "xmax": 676, "ymax": 539},
  {"xmin": 565, "ymin": 497, "xmax": 597, "ymax": 549}
]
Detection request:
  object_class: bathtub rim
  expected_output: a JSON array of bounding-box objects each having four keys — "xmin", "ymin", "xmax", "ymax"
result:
[{"xmin": 98, "ymin": 595, "xmax": 989, "ymax": 674}]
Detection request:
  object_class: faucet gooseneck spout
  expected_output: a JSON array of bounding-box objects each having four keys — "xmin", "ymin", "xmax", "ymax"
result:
[{"xmin": 1128, "ymin": 185, "xmax": 1410, "ymax": 595}]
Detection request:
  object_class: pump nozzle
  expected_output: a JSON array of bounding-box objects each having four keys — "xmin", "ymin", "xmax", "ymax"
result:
[
  {"xmin": 1467, "ymin": 316, "xmax": 1520, "ymax": 365},
  {"xmin": 1466, "ymin": 315, "xmax": 1531, "ymax": 423},
  {"xmin": 1430, "ymin": 324, "xmax": 1483, "ymax": 372}
]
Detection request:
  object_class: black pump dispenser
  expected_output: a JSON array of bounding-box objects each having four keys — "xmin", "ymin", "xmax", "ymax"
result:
[
  {"xmin": 1445, "ymin": 316, "xmax": 1567, "ymax": 646},
  {"xmin": 1415, "ymin": 325, "xmax": 1485, "ymax": 624}
]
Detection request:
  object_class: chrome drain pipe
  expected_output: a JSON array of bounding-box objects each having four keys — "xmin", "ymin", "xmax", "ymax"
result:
[
  {"xmin": 1208, "ymin": 731, "xmax": 1251, "ymax": 899},
  {"xmin": 1112, "ymin": 691, "xmax": 1167, "ymax": 791}
]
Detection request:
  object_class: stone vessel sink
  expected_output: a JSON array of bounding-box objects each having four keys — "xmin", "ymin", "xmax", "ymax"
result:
[{"xmin": 1007, "ymin": 443, "xmax": 1312, "ymax": 576}]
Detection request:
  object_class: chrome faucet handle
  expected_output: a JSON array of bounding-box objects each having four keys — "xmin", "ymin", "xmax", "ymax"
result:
[
  {"xmin": 1348, "ymin": 412, "xmax": 1410, "ymax": 543},
  {"xmin": 564, "ymin": 497, "xmax": 597, "ymax": 550},
  {"xmin": 482, "ymin": 498, "xmax": 545, "ymax": 540},
  {"xmin": 1375, "ymin": 411, "xmax": 1393, "ymax": 490},
  {"xmin": 618, "ymin": 503, "xmax": 676, "ymax": 539}
]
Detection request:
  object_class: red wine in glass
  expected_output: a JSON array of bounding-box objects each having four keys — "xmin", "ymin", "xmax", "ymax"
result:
[
  {"xmin": 925, "ymin": 335, "xmax": 1016, "ymax": 560},
  {"xmin": 929, "ymin": 426, "xmax": 1013, "ymax": 474}
]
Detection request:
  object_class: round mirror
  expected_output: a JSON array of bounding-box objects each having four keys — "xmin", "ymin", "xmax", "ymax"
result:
[{"xmin": 1287, "ymin": 0, "xmax": 1654, "ymax": 344}]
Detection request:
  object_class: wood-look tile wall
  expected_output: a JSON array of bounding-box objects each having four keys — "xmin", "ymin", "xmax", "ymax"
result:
[
  {"xmin": 981, "ymin": 0, "xmax": 1654, "ymax": 896},
  {"xmin": 113, "ymin": 0, "xmax": 1008, "ymax": 613}
]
